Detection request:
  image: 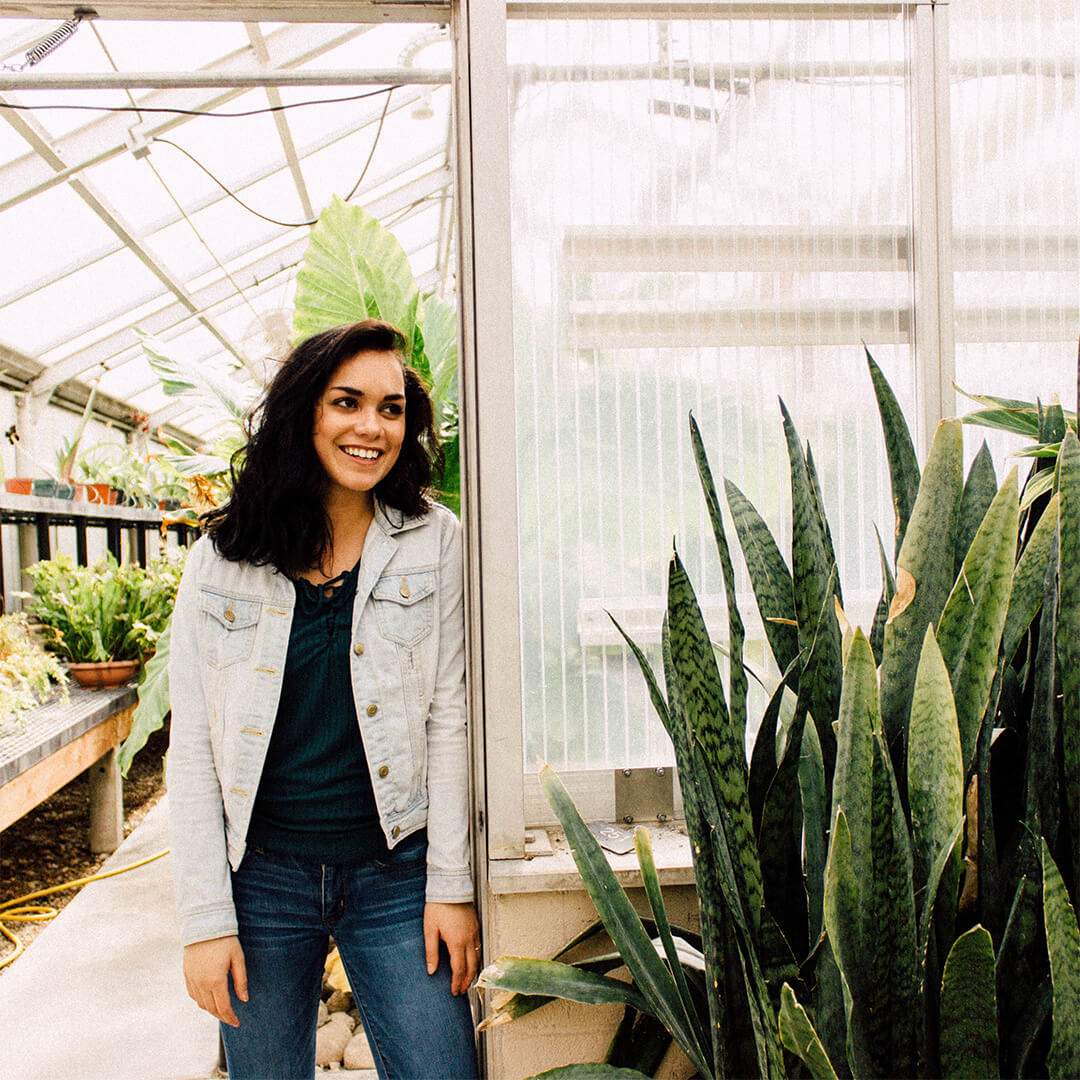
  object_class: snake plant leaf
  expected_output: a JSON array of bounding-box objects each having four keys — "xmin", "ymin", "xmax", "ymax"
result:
[
  {"xmin": 956, "ymin": 442, "xmax": 998, "ymax": 582},
  {"xmin": 668, "ymin": 551, "xmax": 762, "ymax": 936},
  {"xmin": 1039, "ymin": 399, "xmax": 1068, "ymax": 444},
  {"xmin": 959, "ymin": 405, "xmax": 1041, "ymax": 439},
  {"xmin": 1003, "ymin": 493, "xmax": 1058, "ymax": 660},
  {"xmin": 758, "ymin": 705, "xmax": 809, "ymax": 960},
  {"xmin": 1056, "ymin": 429, "xmax": 1080, "ymax": 887},
  {"xmin": 293, "ymin": 196, "xmax": 420, "ymax": 342},
  {"xmin": 869, "ymin": 524, "xmax": 896, "ymax": 665},
  {"xmin": 605, "ymin": 1007, "xmax": 672, "ymax": 1075},
  {"xmin": 866, "ymin": 346, "xmax": 921, "ymax": 558},
  {"xmin": 800, "ymin": 716, "xmax": 829, "ymax": 948},
  {"xmin": 1020, "ymin": 467, "xmax": 1055, "ymax": 513},
  {"xmin": 530, "ymin": 1064, "xmax": 655, "ymax": 1079},
  {"xmin": 610, "ymin": 615, "xmax": 671, "ymax": 738},
  {"xmin": 997, "ymin": 875, "xmax": 1047, "ymax": 1078},
  {"xmin": 880, "ymin": 418, "xmax": 963, "ymax": 775},
  {"xmin": 833, "ymin": 631, "xmax": 879, "ymax": 886},
  {"xmin": 780, "ymin": 400, "xmax": 842, "ymax": 776},
  {"xmin": 538, "ymin": 766, "xmax": 713, "ymax": 1080},
  {"xmin": 1041, "ymin": 840, "xmax": 1080, "ymax": 1079},
  {"xmin": 907, "ymin": 627, "xmax": 964, "ymax": 907},
  {"xmin": 690, "ymin": 414, "xmax": 748, "ymax": 748},
  {"xmin": 724, "ymin": 477, "xmax": 799, "ymax": 679},
  {"xmin": 477, "ymin": 956, "xmax": 651, "ymax": 1013},
  {"xmin": 1025, "ymin": 530, "xmax": 1060, "ymax": 847},
  {"xmin": 939, "ymin": 925, "xmax": 1000, "ymax": 1079},
  {"xmin": 779, "ymin": 983, "xmax": 840, "ymax": 1080},
  {"xmin": 748, "ymin": 678, "xmax": 783, "ymax": 837},
  {"xmin": 937, "ymin": 468, "xmax": 1018, "ymax": 770},
  {"xmin": 812, "ymin": 935, "xmax": 851, "ymax": 1080},
  {"xmin": 916, "ymin": 817, "xmax": 965, "ymax": 976},
  {"xmin": 864, "ymin": 731, "xmax": 918, "ymax": 1079},
  {"xmin": 634, "ymin": 828, "xmax": 709, "ymax": 1068},
  {"xmin": 806, "ymin": 444, "xmax": 842, "ymax": 608}
]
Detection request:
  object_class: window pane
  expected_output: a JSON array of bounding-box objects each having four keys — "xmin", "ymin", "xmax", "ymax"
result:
[{"xmin": 508, "ymin": 9, "xmax": 915, "ymax": 773}]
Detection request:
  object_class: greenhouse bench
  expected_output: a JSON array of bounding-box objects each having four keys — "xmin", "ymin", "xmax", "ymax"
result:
[{"xmin": 0, "ymin": 684, "xmax": 139, "ymax": 853}]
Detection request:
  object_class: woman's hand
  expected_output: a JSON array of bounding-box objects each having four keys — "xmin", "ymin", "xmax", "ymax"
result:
[
  {"xmin": 424, "ymin": 901, "xmax": 481, "ymax": 996},
  {"xmin": 182, "ymin": 935, "xmax": 248, "ymax": 1027}
]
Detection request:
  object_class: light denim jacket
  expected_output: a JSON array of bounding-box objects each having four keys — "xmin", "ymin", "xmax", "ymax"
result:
[{"xmin": 166, "ymin": 501, "xmax": 471, "ymax": 947}]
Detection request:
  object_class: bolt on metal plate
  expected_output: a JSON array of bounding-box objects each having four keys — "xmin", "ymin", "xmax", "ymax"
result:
[{"xmin": 613, "ymin": 766, "xmax": 674, "ymax": 826}]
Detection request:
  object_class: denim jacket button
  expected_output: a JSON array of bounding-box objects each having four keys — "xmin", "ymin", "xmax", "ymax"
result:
[
  {"xmin": 391, "ymin": 826, "xmax": 401, "ymax": 838},
  {"xmin": 353, "ymin": 642, "xmax": 365, "ymax": 656},
  {"xmin": 366, "ymin": 703, "xmax": 378, "ymax": 717},
  {"xmin": 378, "ymin": 765, "xmax": 389, "ymax": 778}
]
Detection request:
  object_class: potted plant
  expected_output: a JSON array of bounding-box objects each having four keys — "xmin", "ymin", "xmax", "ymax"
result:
[{"xmin": 20, "ymin": 553, "xmax": 181, "ymax": 689}]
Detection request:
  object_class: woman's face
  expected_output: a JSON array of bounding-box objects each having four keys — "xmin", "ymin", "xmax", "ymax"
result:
[{"xmin": 312, "ymin": 350, "xmax": 407, "ymax": 505}]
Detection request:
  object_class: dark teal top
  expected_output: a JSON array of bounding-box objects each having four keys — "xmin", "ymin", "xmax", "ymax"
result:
[{"xmin": 247, "ymin": 559, "xmax": 387, "ymax": 862}]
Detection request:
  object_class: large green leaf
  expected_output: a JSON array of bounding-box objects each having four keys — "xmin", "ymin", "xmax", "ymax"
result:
[
  {"xmin": 478, "ymin": 956, "xmax": 651, "ymax": 1013},
  {"xmin": 906, "ymin": 627, "xmax": 963, "ymax": 905},
  {"xmin": 823, "ymin": 810, "xmax": 862, "ymax": 1075},
  {"xmin": 780, "ymin": 401, "xmax": 841, "ymax": 777},
  {"xmin": 117, "ymin": 616, "xmax": 172, "ymax": 776},
  {"xmin": 800, "ymin": 716, "xmax": 829, "ymax": 949},
  {"xmin": 869, "ymin": 524, "xmax": 896, "ymax": 665},
  {"xmin": 778, "ymin": 983, "xmax": 839, "ymax": 1080},
  {"xmin": 880, "ymin": 418, "xmax": 963, "ymax": 775},
  {"xmin": 634, "ymin": 827, "xmax": 709, "ymax": 1070},
  {"xmin": 805, "ymin": 444, "xmax": 842, "ymax": 608},
  {"xmin": 939, "ymin": 925, "xmax": 999, "ymax": 1079},
  {"xmin": 724, "ymin": 478, "xmax": 799, "ymax": 678},
  {"xmin": 866, "ymin": 347, "xmax": 920, "ymax": 558},
  {"xmin": 690, "ymin": 415, "xmax": 748, "ymax": 748},
  {"xmin": 539, "ymin": 766, "xmax": 713, "ymax": 1079},
  {"xmin": 140, "ymin": 332, "xmax": 250, "ymax": 423},
  {"xmin": 1057, "ymin": 429, "xmax": 1080, "ymax": 888},
  {"xmin": 936, "ymin": 468, "xmax": 1018, "ymax": 770},
  {"xmin": 955, "ymin": 442, "xmax": 997, "ymax": 582},
  {"xmin": 668, "ymin": 551, "xmax": 762, "ymax": 936},
  {"xmin": 530, "ymin": 1065, "xmax": 655, "ymax": 1079},
  {"xmin": 1042, "ymin": 840, "xmax": 1080, "ymax": 1079},
  {"xmin": 997, "ymin": 875, "xmax": 1048, "ymax": 1078},
  {"xmin": 293, "ymin": 196, "xmax": 420, "ymax": 343},
  {"xmin": 1002, "ymin": 493, "xmax": 1058, "ymax": 660}
]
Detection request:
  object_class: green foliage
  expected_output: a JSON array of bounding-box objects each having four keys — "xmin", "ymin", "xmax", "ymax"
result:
[
  {"xmin": 22, "ymin": 553, "xmax": 182, "ymax": 663},
  {"xmin": 0, "ymin": 613, "xmax": 68, "ymax": 731},
  {"xmin": 483, "ymin": 349, "xmax": 1078, "ymax": 1079}
]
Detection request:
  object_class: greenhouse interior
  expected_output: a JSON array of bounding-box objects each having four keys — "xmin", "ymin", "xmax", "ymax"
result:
[{"xmin": 0, "ymin": 0, "xmax": 1078, "ymax": 1077}]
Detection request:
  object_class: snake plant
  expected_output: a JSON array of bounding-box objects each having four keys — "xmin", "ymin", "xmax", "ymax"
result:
[{"xmin": 479, "ymin": 351, "xmax": 1080, "ymax": 1080}]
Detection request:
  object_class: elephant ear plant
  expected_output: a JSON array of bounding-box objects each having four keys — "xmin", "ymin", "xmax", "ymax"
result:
[{"xmin": 479, "ymin": 350, "xmax": 1080, "ymax": 1080}]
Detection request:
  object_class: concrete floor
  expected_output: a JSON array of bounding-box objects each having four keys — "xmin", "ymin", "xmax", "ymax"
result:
[{"xmin": 0, "ymin": 796, "xmax": 375, "ymax": 1080}]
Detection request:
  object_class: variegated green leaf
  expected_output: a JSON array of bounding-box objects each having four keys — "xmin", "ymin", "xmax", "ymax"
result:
[
  {"xmin": 955, "ymin": 442, "xmax": 997, "ymax": 581},
  {"xmin": 881, "ymin": 418, "xmax": 963, "ymax": 775},
  {"xmin": 869, "ymin": 524, "xmax": 896, "ymax": 665},
  {"xmin": 867, "ymin": 347, "xmax": 921, "ymax": 558},
  {"xmin": 907, "ymin": 627, "xmax": 963, "ymax": 905},
  {"xmin": 937, "ymin": 468, "xmax": 1018, "ymax": 770},
  {"xmin": 779, "ymin": 982, "xmax": 840, "ymax": 1080},
  {"xmin": 478, "ymin": 956, "xmax": 650, "ymax": 1012},
  {"xmin": 1042, "ymin": 840, "xmax": 1080, "ymax": 1079},
  {"xmin": 1056, "ymin": 429, "xmax": 1080, "ymax": 888},
  {"xmin": 806, "ymin": 443, "xmax": 842, "ymax": 608},
  {"xmin": 530, "ymin": 1064, "xmax": 655, "ymax": 1079},
  {"xmin": 691, "ymin": 414, "xmax": 748, "ymax": 749},
  {"xmin": 668, "ymin": 551, "xmax": 762, "ymax": 935},
  {"xmin": 940, "ymin": 925, "xmax": 999, "ymax": 1079},
  {"xmin": 1002, "ymin": 493, "xmax": 1058, "ymax": 660},
  {"xmin": 725, "ymin": 478, "xmax": 799, "ymax": 678}
]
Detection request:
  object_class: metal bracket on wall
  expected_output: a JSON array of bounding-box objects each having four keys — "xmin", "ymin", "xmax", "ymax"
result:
[{"xmin": 614, "ymin": 766, "xmax": 674, "ymax": 827}]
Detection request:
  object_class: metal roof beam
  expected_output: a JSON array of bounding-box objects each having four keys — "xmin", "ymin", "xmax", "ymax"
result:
[
  {"xmin": 0, "ymin": 21, "xmax": 375, "ymax": 206},
  {"xmin": 0, "ymin": 68, "xmax": 450, "ymax": 90},
  {"xmin": 246, "ymin": 23, "xmax": 315, "ymax": 223},
  {"xmin": 0, "ymin": 100, "xmax": 252, "ymax": 385},
  {"xmin": 8, "ymin": 3, "xmax": 451, "ymax": 23},
  {"xmin": 32, "ymin": 162, "xmax": 453, "ymax": 388}
]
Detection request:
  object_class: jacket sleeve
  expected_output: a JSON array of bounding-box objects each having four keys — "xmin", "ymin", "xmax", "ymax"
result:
[
  {"xmin": 165, "ymin": 538, "xmax": 239, "ymax": 945},
  {"xmin": 423, "ymin": 510, "xmax": 474, "ymax": 903}
]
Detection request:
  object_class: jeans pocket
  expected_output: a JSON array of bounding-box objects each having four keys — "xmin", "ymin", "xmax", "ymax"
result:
[{"xmin": 374, "ymin": 829, "xmax": 427, "ymax": 873}]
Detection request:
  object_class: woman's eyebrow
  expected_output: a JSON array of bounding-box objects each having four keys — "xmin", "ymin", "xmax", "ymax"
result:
[{"xmin": 328, "ymin": 385, "xmax": 405, "ymax": 402}]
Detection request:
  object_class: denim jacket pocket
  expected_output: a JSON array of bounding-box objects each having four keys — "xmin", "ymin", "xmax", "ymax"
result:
[
  {"xmin": 197, "ymin": 589, "xmax": 261, "ymax": 669},
  {"xmin": 372, "ymin": 570, "xmax": 435, "ymax": 647}
]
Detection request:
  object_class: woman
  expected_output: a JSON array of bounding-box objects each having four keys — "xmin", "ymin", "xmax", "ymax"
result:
[{"xmin": 167, "ymin": 319, "xmax": 480, "ymax": 1080}]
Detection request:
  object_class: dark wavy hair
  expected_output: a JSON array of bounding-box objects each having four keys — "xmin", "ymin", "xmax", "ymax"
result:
[{"xmin": 203, "ymin": 320, "xmax": 442, "ymax": 575}]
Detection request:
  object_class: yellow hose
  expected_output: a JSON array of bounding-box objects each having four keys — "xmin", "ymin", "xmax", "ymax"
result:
[{"xmin": 0, "ymin": 848, "xmax": 170, "ymax": 970}]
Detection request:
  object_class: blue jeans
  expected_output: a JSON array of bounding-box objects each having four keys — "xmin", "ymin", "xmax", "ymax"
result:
[{"xmin": 221, "ymin": 833, "xmax": 479, "ymax": 1080}]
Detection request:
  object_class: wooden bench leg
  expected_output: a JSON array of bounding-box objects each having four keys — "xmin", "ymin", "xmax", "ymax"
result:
[{"xmin": 88, "ymin": 748, "xmax": 124, "ymax": 853}]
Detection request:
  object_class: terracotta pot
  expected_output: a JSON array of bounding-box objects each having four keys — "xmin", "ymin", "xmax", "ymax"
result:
[
  {"xmin": 66, "ymin": 659, "xmax": 140, "ymax": 689},
  {"xmin": 84, "ymin": 483, "xmax": 116, "ymax": 505},
  {"xmin": 4, "ymin": 478, "xmax": 33, "ymax": 495}
]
